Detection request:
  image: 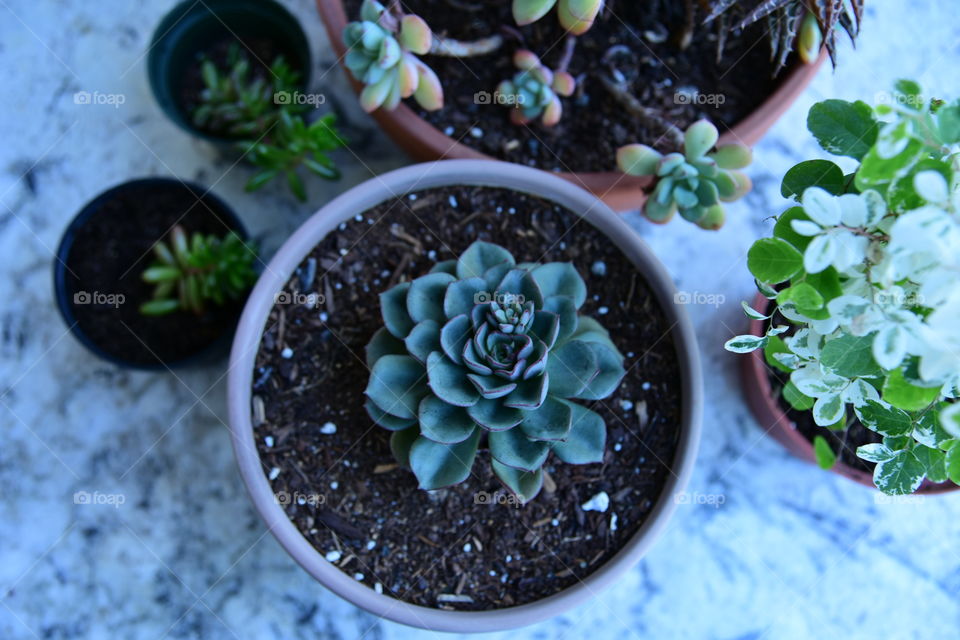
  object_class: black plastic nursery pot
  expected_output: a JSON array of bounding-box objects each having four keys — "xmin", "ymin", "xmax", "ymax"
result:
[
  {"xmin": 54, "ymin": 178, "xmax": 250, "ymax": 370},
  {"xmin": 147, "ymin": 0, "xmax": 311, "ymax": 143}
]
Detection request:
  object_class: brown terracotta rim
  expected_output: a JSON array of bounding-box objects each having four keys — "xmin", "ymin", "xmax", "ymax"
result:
[
  {"xmin": 316, "ymin": 0, "xmax": 826, "ymax": 212},
  {"xmin": 740, "ymin": 292, "xmax": 958, "ymax": 494},
  {"xmin": 227, "ymin": 160, "xmax": 703, "ymax": 631}
]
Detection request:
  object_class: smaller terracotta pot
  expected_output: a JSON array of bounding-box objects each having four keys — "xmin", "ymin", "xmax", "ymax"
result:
[
  {"xmin": 740, "ymin": 292, "xmax": 958, "ymax": 494},
  {"xmin": 315, "ymin": 0, "xmax": 826, "ymax": 212}
]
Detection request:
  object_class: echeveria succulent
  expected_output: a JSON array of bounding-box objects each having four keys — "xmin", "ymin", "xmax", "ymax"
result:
[
  {"xmin": 512, "ymin": 0, "xmax": 604, "ymax": 35},
  {"xmin": 617, "ymin": 120, "xmax": 752, "ymax": 229},
  {"xmin": 343, "ymin": 0, "xmax": 442, "ymax": 112},
  {"xmin": 364, "ymin": 241, "xmax": 625, "ymax": 501},
  {"xmin": 497, "ymin": 50, "xmax": 576, "ymax": 127}
]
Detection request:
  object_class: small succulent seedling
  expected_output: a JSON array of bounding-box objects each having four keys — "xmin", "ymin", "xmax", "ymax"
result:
[
  {"xmin": 343, "ymin": 0, "xmax": 443, "ymax": 112},
  {"xmin": 192, "ymin": 43, "xmax": 303, "ymax": 138},
  {"xmin": 140, "ymin": 226, "xmax": 258, "ymax": 316},
  {"xmin": 496, "ymin": 50, "xmax": 576, "ymax": 127},
  {"xmin": 513, "ymin": 0, "xmax": 604, "ymax": 35},
  {"xmin": 617, "ymin": 120, "xmax": 752, "ymax": 229},
  {"xmin": 725, "ymin": 80, "xmax": 960, "ymax": 495},
  {"xmin": 364, "ymin": 241, "xmax": 626, "ymax": 501}
]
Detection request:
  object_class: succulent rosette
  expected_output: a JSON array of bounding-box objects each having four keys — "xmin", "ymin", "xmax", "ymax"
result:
[
  {"xmin": 497, "ymin": 50, "xmax": 576, "ymax": 127},
  {"xmin": 364, "ymin": 241, "xmax": 626, "ymax": 500}
]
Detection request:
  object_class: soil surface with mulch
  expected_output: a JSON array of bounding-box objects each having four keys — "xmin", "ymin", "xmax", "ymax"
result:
[
  {"xmin": 344, "ymin": 0, "xmax": 792, "ymax": 172},
  {"xmin": 251, "ymin": 185, "xmax": 685, "ymax": 609},
  {"xmin": 63, "ymin": 182, "xmax": 245, "ymax": 366}
]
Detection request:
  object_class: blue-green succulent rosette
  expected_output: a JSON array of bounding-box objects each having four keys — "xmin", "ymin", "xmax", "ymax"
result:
[{"xmin": 364, "ymin": 241, "xmax": 626, "ymax": 501}]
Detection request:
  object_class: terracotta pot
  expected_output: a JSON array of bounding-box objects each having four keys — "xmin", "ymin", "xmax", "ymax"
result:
[
  {"xmin": 315, "ymin": 1, "xmax": 826, "ymax": 212},
  {"xmin": 740, "ymin": 292, "xmax": 958, "ymax": 494},
  {"xmin": 227, "ymin": 160, "xmax": 703, "ymax": 631}
]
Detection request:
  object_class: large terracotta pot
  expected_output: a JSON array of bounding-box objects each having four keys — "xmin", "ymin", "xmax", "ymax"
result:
[
  {"xmin": 227, "ymin": 160, "xmax": 703, "ymax": 631},
  {"xmin": 740, "ymin": 293, "xmax": 958, "ymax": 494},
  {"xmin": 316, "ymin": 1, "xmax": 826, "ymax": 212}
]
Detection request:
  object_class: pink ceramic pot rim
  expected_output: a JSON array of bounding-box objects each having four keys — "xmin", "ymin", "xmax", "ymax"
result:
[{"xmin": 227, "ymin": 160, "xmax": 703, "ymax": 631}]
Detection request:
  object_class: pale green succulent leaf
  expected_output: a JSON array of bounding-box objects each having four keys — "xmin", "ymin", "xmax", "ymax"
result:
[
  {"xmin": 390, "ymin": 427, "xmax": 418, "ymax": 468},
  {"xmin": 410, "ymin": 429, "xmax": 481, "ymax": 490},
  {"xmin": 489, "ymin": 428, "xmax": 549, "ymax": 472},
  {"xmin": 426, "ymin": 351, "xmax": 480, "ymax": 407},
  {"xmin": 380, "ymin": 282, "xmax": 414, "ymax": 338},
  {"xmin": 570, "ymin": 342, "xmax": 625, "ymax": 401},
  {"xmin": 496, "ymin": 269, "xmax": 545, "ymax": 308},
  {"xmin": 365, "ymin": 326, "xmax": 406, "ymax": 368},
  {"xmin": 492, "ymin": 460, "xmax": 543, "ymax": 502},
  {"xmin": 542, "ymin": 295, "xmax": 578, "ymax": 344},
  {"xmin": 364, "ymin": 398, "xmax": 416, "ymax": 431},
  {"xmin": 418, "ymin": 395, "xmax": 476, "ymax": 444},
  {"xmin": 457, "ymin": 241, "xmax": 516, "ymax": 279},
  {"xmin": 520, "ymin": 395, "xmax": 573, "ymax": 441},
  {"xmin": 444, "ymin": 277, "xmax": 487, "ymax": 318},
  {"xmin": 366, "ymin": 354, "xmax": 428, "ymax": 419},
  {"xmin": 467, "ymin": 374, "xmax": 518, "ymax": 399},
  {"xmin": 551, "ymin": 401, "xmax": 606, "ymax": 464},
  {"xmin": 531, "ymin": 262, "xmax": 587, "ymax": 308},
  {"xmin": 404, "ymin": 320, "xmax": 441, "ymax": 363},
  {"xmin": 407, "ymin": 272, "xmax": 456, "ymax": 324},
  {"xmin": 503, "ymin": 373, "xmax": 549, "ymax": 410},
  {"xmin": 467, "ymin": 397, "xmax": 524, "ymax": 431},
  {"xmin": 440, "ymin": 314, "xmax": 471, "ymax": 364},
  {"xmin": 547, "ymin": 339, "xmax": 599, "ymax": 398}
]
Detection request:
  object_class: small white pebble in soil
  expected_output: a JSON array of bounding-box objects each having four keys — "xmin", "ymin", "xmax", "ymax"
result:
[
  {"xmin": 551, "ymin": 518, "xmax": 559, "ymax": 526},
  {"xmin": 614, "ymin": 442, "xmax": 622, "ymax": 452},
  {"xmin": 339, "ymin": 248, "xmax": 348, "ymax": 256},
  {"xmin": 264, "ymin": 435, "xmax": 275, "ymax": 447},
  {"xmin": 443, "ymin": 126, "xmax": 454, "ymax": 136},
  {"xmin": 582, "ymin": 491, "xmax": 610, "ymax": 513},
  {"xmin": 598, "ymin": 306, "xmax": 609, "ymax": 315},
  {"xmin": 508, "ymin": 207, "xmax": 516, "ymax": 214},
  {"xmin": 335, "ymin": 282, "xmax": 342, "ymax": 290},
  {"xmin": 469, "ymin": 127, "xmax": 483, "ymax": 138},
  {"xmin": 325, "ymin": 550, "xmax": 342, "ymax": 563},
  {"xmin": 320, "ymin": 422, "xmax": 337, "ymax": 434},
  {"xmin": 448, "ymin": 195, "xmax": 458, "ymax": 208},
  {"xmin": 330, "ymin": 481, "xmax": 339, "ymax": 490},
  {"xmin": 610, "ymin": 513, "xmax": 619, "ymax": 532},
  {"xmin": 409, "ymin": 193, "xmax": 418, "ymax": 201},
  {"xmin": 338, "ymin": 222, "xmax": 346, "ymax": 231},
  {"xmin": 319, "ymin": 312, "xmax": 329, "ymax": 322},
  {"xmin": 367, "ymin": 218, "xmax": 374, "ymax": 225},
  {"xmin": 463, "ymin": 543, "xmax": 472, "ymax": 552},
  {"xmin": 354, "ymin": 573, "xmax": 364, "ymax": 581},
  {"xmin": 496, "ymin": 206, "xmax": 503, "ymax": 213},
  {"xmin": 642, "ymin": 382, "xmax": 652, "ymax": 390},
  {"xmin": 489, "ymin": 570, "xmax": 496, "ymax": 577},
  {"xmin": 627, "ymin": 351, "xmax": 635, "ymax": 358},
  {"xmin": 269, "ymin": 467, "xmax": 280, "ymax": 480},
  {"xmin": 591, "ymin": 261, "xmax": 607, "ymax": 276},
  {"xmin": 620, "ymin": 400, "xmax": 634, "ymax": 411},
  {"xmin": 505, "ymin": 554, "xmax": 512, "ymax": 562},
  {"xmin": 297, "ymin": 495, "xmax": 306, "ymax": 505},
  {"xmin": 281, "ymin": 347, "xmax": 294, "ymax": 359},
  {"xmin": 375, "ymin": 583, "xmax": 383, "ymax": 594},
  {"xmin": 354, "ymin": 214, "xmax": 363, "ymax": 222},
  {"xmin": 366, "ymin": 540, "xmax": 376, "ymax": 550},
  {"xmin": 427, "ymin": 249, "xmax": 437, "ymax": 260}
]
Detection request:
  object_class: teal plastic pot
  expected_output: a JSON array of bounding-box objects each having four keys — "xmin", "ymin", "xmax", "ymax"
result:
[{"xmin": 147, "ymin": 0, "xmax": 311, "ymax": 143}]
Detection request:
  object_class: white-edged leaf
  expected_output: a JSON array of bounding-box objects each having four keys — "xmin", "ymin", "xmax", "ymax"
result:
[
  {"xmin": 838, "ymin": 193, "xmax": 867, "ymax": 227},
  {"xmin": 756, "ymin": 280, "xmax": 779, "ymax": 299},
  {"xmin": 813, "ymin": 394, "xmax": 845, "ymax": 426},
  {"xmin": 861, "ymin": 189, "xmax": 886, "ymax": 228},
  {"xmin": 802, "ymin": 186, "xmax": 842, "ymax": 226},
  {"xmin": 914, "ymin": 170, "xmax": 948, "ymax": 203},
  {"xmin": 790, "ymin": 219, "xmax": 823, "ymax": 236},
  {"xmin": 827, "ymin": 295, "xmax": 871, "ymax": 323},
  {"xmin": 873, "ymin": 449, "xmax": 925, "ymax": 495},
  {"xmin": 872, "ymin": 325, "xmax": 907, "ymax": 371},
  {"xmin": 804, "ymin": 234, "xmax": 837, "ymax": 274},
  {"xmin": 741, "ymin": 300, "xmax": 769, "ymax": 320},
  {"xmin": 767, "ymin": 325, "xmax": 790, "ymax": 336},
  {"xmin": 941, "ymin": 403, "xmax": 960, "ymax": 439},
  {"xmin": 857, "ymin": 443, "xmax": 896, "ymax": 463},
  {"xmin": 724, "ymin": 335, "xmax": 767, "ymax": 354},
  {"xmin": 792, "ymin": 365, "xmax": 848, "ymax": 397},
  {"xmin": 841, "ymin": 378, "xmax": 880, "ymax": 407}
]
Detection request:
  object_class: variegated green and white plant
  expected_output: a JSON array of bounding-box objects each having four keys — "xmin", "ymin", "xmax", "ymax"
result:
[
  {"xmin": 365, "ymin": 241, "xmax": 625, "ymax": 502},
  {"xmin": 725, "ymin": 80, "xmax": 960, "ymax": 495}
]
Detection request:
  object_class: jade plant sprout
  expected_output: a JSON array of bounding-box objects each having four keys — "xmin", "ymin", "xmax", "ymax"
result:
[
  {"xmin": 191, "ymin": 43, "xmax": 345, "ymax": 201},
  {"xmin": 725, "ymin": 80, "xmax": 960, "ymax": 494},
  {"xmin": 496, "ymin": 50, "xmax": 576, "ymax": 127},
  {"xmin": 364, "ymin": 241, "xmax": 625, "ymax": 501},
  {"xmin": 617, "ymin": 120, "xmax": 752, "ymax": 229},
  {"xmin": 140, "ymin": 225, "xmax": 258, "ymax": 316},
  {"xmin": 512, "ymin": 0, "xmax": 604, "ymax": 35}
]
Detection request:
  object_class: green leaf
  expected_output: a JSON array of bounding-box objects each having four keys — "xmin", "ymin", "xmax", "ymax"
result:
[
  {"xmin": 467, "ymin": 374, "xmax": 517, "ymax": 400},
  {"xmin": 813, "ymin": 394, "xmax": 845, "ymax": 427},
  {"xmin": 551, "ymin": 401, "xmax": 606, "ymax": 464},
  {"xmin": 363, "ymin": 397, "xmax": 416, "ymax": 431},
  {"xmin": 439, "ymin": 315, "xmax": 471, "ymax": 364},
  {"xmin": 380, "ymin": 282, "xmax": 414, "ymax": 338},
  {"xmin": 570, "ymin": 342, "xmax": 625, "ymax": 401},
  {"xmin": 443, "ymin": 277, "xmax": 486, "ymax": 318},
  {"xmin": 783, "ymin": 381, "xmax": 815, "ymax": 410},
  {"xmin": 855, "ymin": 138, "xmax": 924, "ymax": 192},
  {"xmin": 803, "ymin": 268, "xmax": 843, "ymax": 304},
  {"xmin": 496, "ymin": 269, "xmax": 545, "ymax": 308},
  {"xmin": 520, "ymin": 395, "xmax": 573, "ymax": 441},
  {"xmin": 366, "ymin": 355, "xmax": 428, "ymax": 420},
  {"xmin": 777, "ymin": 283, "xmax": 825, "ymax": 318},
  {"xmin": 457, "ymin": 241, "xmax": 515, "ymax": 280},
  {"xmin": 418, "ymin": 395, "xmax": 476, "ymax": 444},
  {"xmin": 546, "ymin": 339, "xmax": 598, "ymax": 398},
  {"xmin": 873, "ymin": 449, "xmax": 925, "ymax": 495},
  {"xmin": 541, "ymin": 295, "xmax": 578, "ymax": 344},
  {"xmin": 813, "ymin": 435, "xmax": 837, "ymax": 469},
  {"xmin": 426, "ymin": 352, "xmax": 479, "ymax": 408},
  {"xmin": 807, "ymin": 99, "xmax": 878, "ymax": 160},
  {"xmin": 763, "ymin": 337, "xmax": 793, "ymax": 373},
  {"xmin": 857, "ymin": 399, "xmax": 912, "ymax": 437},
  {"xmin": 409, "ymin": 429, "xmax": 481, "ymax": 490},
  {"xmin": 781, "ymin": 160, "xmax": 845, "ymax": 199},
  {"xmin": 404, "ymin": 320, "xmax": 441, "ymax": 363},
  {"xmin": 390, "ymin": 427, "xmax": 419, "ymax": 468},
  {"xmin": 882, "ymin": 368, "xmax": 940, "ymax": 412},
  {"xmin": 914, "ymin": 445, "xmax": 947, "ymax": 484},
  {"xmin": 489, "ymin": 428, "xmax": 549, "ymax": 472},
  {"xmin": 946, "ymin": 445, "xmax": 960, "ymax": 485},
  {"xmin": 492, "ymin": 460, "xmax": 542, "ymax": 502},
  {"xmin": 502, "ymin": 375, "xmax": 548, "ymax": 410},
  {"xmin": 531, "ymin": 263, "xmax": 587, "ymax": 308},
  {"xmin": 887, "ymin": 158, "xmax": 953, "ymax": 212},
  {"xmin": 286, "ymin": 170, "xmax": 307, "ymax": 201},
  {"xmin": 467, "ymin": 397, "xmax": 523, "ymax": 431},
  {"xmin": 245, "ymin": 169, "xmax": 280, "ymax": 192},
  {"xmin": 407, "ymin": 272, "xmax": 456, "ymax": 324},
  {"xmin": 820, "ymin": 334, "xmax": 882, "ymax": 378},
  {"xmin": 857, "ymin": 443, "xmax": 895, "ymax": 463},
  {"xmin": 747, "ymin": 238, "xmax": 803, "ymax": 284},
  {"xmin": 724, "ymin": 335, "xmax": 767, "ymax": 354},
  {"xmin": 138, "ymin": 299, "xmax": 180, "ymax": 316}
]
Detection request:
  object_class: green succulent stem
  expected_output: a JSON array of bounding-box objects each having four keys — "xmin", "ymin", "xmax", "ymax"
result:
[{"xmin": 429, "ymin": 34, "xmax": 504, "ymax": 57}]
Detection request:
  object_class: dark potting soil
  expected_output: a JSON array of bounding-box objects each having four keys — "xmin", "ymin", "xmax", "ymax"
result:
[
  {"xmin": 344, "ymin": 0, "xmax": 791, "ymax": 172},
  {"xmin": 64, "ymin": 182, "xmax": 245, "ymax": 366},
  {"xmin": 252, "ymin": 185, "xmax": 684, "ymax": 609},
  {"xmin": 178, "ymin": 37, "xmax": 303, "ymax": 139}
]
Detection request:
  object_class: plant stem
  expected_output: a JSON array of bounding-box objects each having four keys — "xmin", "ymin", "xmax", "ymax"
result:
[
  {"xmin": 556, "ymin": 35, "xmax": 577, "ymax": 73},
  {"xmin": 429, "ymin": 34, "xmax": 504, "ymax": 57},
  {"xmin": 598, "ymin": 75, "xmax": 684, "ymax": 149}
]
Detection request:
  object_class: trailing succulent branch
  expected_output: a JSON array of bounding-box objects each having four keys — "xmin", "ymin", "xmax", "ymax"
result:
[
  {"xmin": 617, "ymin": 120, "xmax": 752, "ymax": 229},
  {"xmin": 496, "ymin": 50, "xmax": 577, "ymax": 127},
  {"xmin": 364, "ymin": 241, "xmax": 626, "ymax": 501},
  {"xmin": 140, "ymin": 226, "xmax": 258, "ymax": 316}
]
